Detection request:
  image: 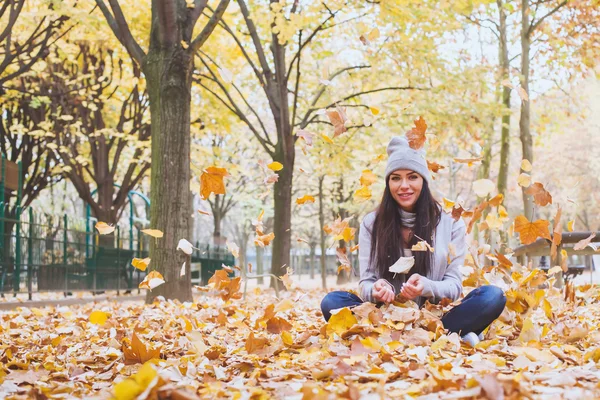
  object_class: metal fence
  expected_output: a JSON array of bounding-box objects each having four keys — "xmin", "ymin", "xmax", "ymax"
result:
[{"xmin": 0, "ymin": 206, "xmax": 235, "ymax": 299}]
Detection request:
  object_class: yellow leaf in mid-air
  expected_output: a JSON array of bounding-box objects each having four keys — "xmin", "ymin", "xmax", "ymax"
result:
[
  {"xmin": 296, "ymin": 195, "xmax": 315, "ymax": 205},
  {"xmin": 521, "ymin": 159, "xmax": 533, "ymax": 172},
  {"xmin": 89, "ymin": 310, "xmax": 108, "ymax": 326},
  {"xmin": 359, "ymin": 170, "xmax": 377, "ymax": 187},
  {"xmin": 131, "ymin": 258, "xmax": 150, "ymax": 271},
  {"xmin": 514, "ymin": 215, "xmax": 551, "ymax": 245},
  {"xmin": 340, "ymin": 227, "xmax": 356, "ymax": 243},
  {"xmin": 326, "ymin": 307, "xmax": 358, "ymax": 335},
  {"xmin": 517, "ymin": 173, "xmax": 531, "ymax": 187},
  {"xmin": 321, "ymin": 133, "xmax": 334, "ymax": 144},
  {"xmin": 141, "ymin": 229, "xmax": 163, "ymax": 238},
  {"xmin": 567, "ymin": 220, "xmax": 575, "ymax": 232},
  {"xmin": 372, "ymin": 154, "xmax": 386, "ymax": 163},
  {"xmin": 138, "ymin": 271, "xmax": 165, "ymax": 291},
  {"xmin": 267, "ymin": 162, "xmax": 283, "ymax": 171},
  {"xmin": 353, "ymin": 186, "xmax": 372, "ymax": 203},
  {"xmin": 95, "ymin": 222, "xmax": 115, "ymax": 235},
  {"xmin": 200, "ymin": 166, "xmax": 228, "ymax": 200},
  {"xmin": 369, "ymin": 106, "xmax": 380, "ymax": 115}
]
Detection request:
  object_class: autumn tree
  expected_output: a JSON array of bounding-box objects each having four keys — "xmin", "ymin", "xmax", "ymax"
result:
[
  {"xmin": 196, "ymin": 1, "xmax": 433, "ymax": 285},
  {"xmin": 94, "ymin": 0, "xmax": 230, "ymax": 302}
]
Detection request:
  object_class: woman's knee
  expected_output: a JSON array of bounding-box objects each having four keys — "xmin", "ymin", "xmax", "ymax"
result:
[
  {"xmin": 479, "ymin": 285, "xmax": 506, "ymax": 315},
  {"xmin": 320, "ymin": 291, "xmax": 361, "ymax": 321}
]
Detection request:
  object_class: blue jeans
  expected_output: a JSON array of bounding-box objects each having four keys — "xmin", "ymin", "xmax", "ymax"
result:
[{"xmin": 320, "ymin": 285, "xmax": 506, "ymax": 335}]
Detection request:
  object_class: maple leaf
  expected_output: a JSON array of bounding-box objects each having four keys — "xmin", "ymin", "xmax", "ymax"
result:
[
  {"xmin": 122, "ymin": 333, "xmax": 161, "ymax": 365},
  {"xmin": 336, "ymin": 247, "xmax": 351, "ymax": 270},
  {"xmin": 266, "ymin": 317, "xmax": 293, "ymax": 334},
  {"xmin": 326, "ymin": 106, "xmax": 348, "ymax": 137},
  {"xmin": 514, "ymin": 215, "xmax": 551, "ymax": 245},
  {"xmin": 525, "ymin": 182, "xmax": 552, "ymax": 207},
  {"xmin": 254, "ymin": 232, "xmax": 275, "ymax": 248},
  {"xmin": 551, "ymin": 207, "xmax": 562, "ymax": 261},
  {"xmin": 353, "ymin": 186, "xmax": 372, "ymax": 203},
  {"xmin": 245, "ymin": 332, "xmax": 269, "ymax": 354},
  {"xmin": 406, "ymin": 116, "xmax": 427, "ymax": 150},
  {"xmin": 427, "ymin": 160, "xmax": 445, "ymax": 173},
  {"xmin": 200, "ymin": 166, "xmax": 227, "ymax": 200}
]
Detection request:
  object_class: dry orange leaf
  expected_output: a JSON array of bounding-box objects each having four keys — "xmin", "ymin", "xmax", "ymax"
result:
[
  {"xmin": 255, "ymin": 232, "xmax": 275, "ymax": 248},
  {"xmin": 525, "ymin": 182, "xmax": 552, "ymax": 207},
  {"xmin": 131, "ymin": 257, "xmax": 150, "ymax": 271},
  {"xmin": 122, "ymin": 332, "xmax": 161, "ymax": 365},
  {"xmin": 453, "ymin": 156, "xmax": 484, "ymax": 167},
  {"xmin": 406, "ymin": 116, "xmax": 427, "ymax": 150},
  {"xmin": 427, "ymin": 160, "xmax": 445, "ymax": 173},
  {"xmin": 200, "ymin": 166, "xmax": 227, "ymax": 200},
  {"xmin": 326, "ymin": 106, "xmax": 348, "ymax": 137},
  {"xmin": 488, "ymin": 193, "xmax": 504, "ymax": 207},
  {"xmin": 514, "ymin": 215, "xmax": 551, "ymax": 245},
  {"xmin": 296, "ymin": 195, "xmax": 315, "ymax": 205},
  {"xmin": 266, "ymin": 317, "xmax": 293, "ymax": 334},
  {"xmin": 245, "ymin": 332, "xmax": 269, "ymax": 354},
  {"xmin": 467, "ymin": 201, "xmax": 489, "ymax": 234}
]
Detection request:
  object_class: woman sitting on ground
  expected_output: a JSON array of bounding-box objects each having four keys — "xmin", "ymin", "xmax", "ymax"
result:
[{"xmin": 320, "ymin": 136, "xmax": 506, "ymax": 346}]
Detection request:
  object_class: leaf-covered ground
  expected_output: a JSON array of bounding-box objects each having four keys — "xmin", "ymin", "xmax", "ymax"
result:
[{"xmin": 1, "ymin": 274, "xmax": 600, "ymax": 400}]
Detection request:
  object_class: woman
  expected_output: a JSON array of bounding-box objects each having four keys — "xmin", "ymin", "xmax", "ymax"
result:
[{"xmin": 320, "ymin": 136, "xmax": 506, "ymax": 346}]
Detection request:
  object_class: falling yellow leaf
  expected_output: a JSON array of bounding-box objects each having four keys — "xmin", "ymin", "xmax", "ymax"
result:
[
  {"xmin": 567, "ymin": 220, "xmax": 575, "ymax": 232},
  {"xmin": 521, "ymin": 159, "xmax": 533, "ymax": 172},
  {"xmin": 267, "ymin": 162, "xmax": 283, "ymax": 171},
  {"xmin": 200, "ymin": 166, "xmax": 228, "ymax": 200},
  {"xmin": 141, "ymin": 229, "xmax": 163, "ymax": 238},
  {"xmin": 359, "ymin": 170, "xmax": 378, "ymax": 187},
  {"xmin": 95, "ymin": 222, "xmax": 115, "ymax": 235},
  {"xmin": 255, "ymin": 232, "xmax": 275, "ymax": 248},
  {"xmin": 369, "ymin": 106, "xmax": 380, "ymax": 115},
  {"xmin": 89, "ymin": 310, "xmax": 108, "ymax": 326},
  {"xmin": 372, "ymin": 154, "xmax": 386, "ymax": 163},
  {"xmin": 198, "ymin": 209, "xmax": 210, "ymax": 216},
  {"xmin": 517, "ymin": 173, "xmax": 531, "ymax": 187},
  {"xmin": 353, "ymin": 186, "xmax": 372, "ymax": 203},
  {"xmin": 131, "ymin": 258, "xmax": 150, "ymax": 271},
  {"xmin": 296, "ymin": 195, "xmax": 315, "ymax": 204},
  {"xmin": 514, "ymin": 215, "xmax": 551, "ymax": 245},
  {"xmin": 321, "ymin": 134, "xmax": 334, "ymax": 144},
  {"xmin": 472, "ymin": 179, "xmax": 495, "ymax": 198}
]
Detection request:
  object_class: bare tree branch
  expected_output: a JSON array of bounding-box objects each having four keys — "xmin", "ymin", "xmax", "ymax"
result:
[
  {"xmin": 190, "ymin": 0, "xmax": 231, "ymax": 53},
  {"xmin": 100, "ymin": 0, "xmax": 145, "ymax": 64},
  {"xmin": 529, "ymin": 0, "xmax": 567, "ymax": 35}
]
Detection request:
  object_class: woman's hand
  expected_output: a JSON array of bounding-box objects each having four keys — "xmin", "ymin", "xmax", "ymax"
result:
[
  {"xmin": 401, "ymin": 274, "xmax": 424, "ymax": 300},
  {"xmin": 372, "ymin": 279, "xmax": 395, "ymax": 304}
]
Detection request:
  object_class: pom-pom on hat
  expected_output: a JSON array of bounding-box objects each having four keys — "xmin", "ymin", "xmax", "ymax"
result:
[{"xmin": 384, "ymin": 136, "xmax": 431, "ymax": 184}]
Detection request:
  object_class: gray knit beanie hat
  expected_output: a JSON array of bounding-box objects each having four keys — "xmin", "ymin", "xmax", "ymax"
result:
[{"xmin": 384, "ymin": 136, "xmax": 431, "ymax": 184}]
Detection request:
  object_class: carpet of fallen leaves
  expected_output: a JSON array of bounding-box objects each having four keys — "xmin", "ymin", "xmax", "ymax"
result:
[{"xmin": 2, "ymin": 268, "xmax": 600, "ymax": 400}]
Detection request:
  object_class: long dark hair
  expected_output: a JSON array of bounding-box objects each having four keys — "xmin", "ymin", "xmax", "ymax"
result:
[{"xmin": 369, "ymin": 178, "xmax": 442, "ymax": 281}]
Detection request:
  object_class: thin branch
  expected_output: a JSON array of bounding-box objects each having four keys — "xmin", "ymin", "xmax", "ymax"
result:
[
  {"xmin": 529, "ymin": 1, "xmax": 567, "ymax": 35},
  {"xmin": 103, "ymin": 0, "xmax": 145, "ymax": 64},
  {"xmin": 237, "ymin": 0, "xmax": 272, "ymax": 80},
  {"xmin": 190, "ymin": 0, "xmax": 231, "ymax": 53}
]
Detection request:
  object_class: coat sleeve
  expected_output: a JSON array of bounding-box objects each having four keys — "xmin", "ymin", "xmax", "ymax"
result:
[{"xmin": 420, "ymin": 217, "xmax": 466, "ymax": 303}]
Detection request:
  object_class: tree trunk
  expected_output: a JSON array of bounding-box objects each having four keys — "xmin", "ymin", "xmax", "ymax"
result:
[
  {"xmin": 520, "ymin": 0, "xmax": 534, "ymax": 220},
  {"xmin": 269, "ymin": 146, "xmax": 294, "ymax": 287},
  {"xmin": 213, "ymin": 208, "xmax": 222, "ymax": 246},
  {"xmin": 143, "ymin": 47, "xmax": 193, "ymax": 303},
  {"xmin": 318, "ymin": 176, "xmax": 327, "ymax": 290},
  {"xmin": 497, "ymin": 0, "xmax": 511, "ymax": 197},
  {"xmin": 256, "ymin": 244, "xmax": 264, "ymax": 284},
  {"xmin": 309, "ymin": 242, "xmax": 316, "ymax": 280}
]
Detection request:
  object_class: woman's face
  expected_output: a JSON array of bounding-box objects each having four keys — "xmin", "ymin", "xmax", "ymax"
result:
[{"xmin": 388, "ymin": 170, "xmax": 423, "ymax": 212}]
